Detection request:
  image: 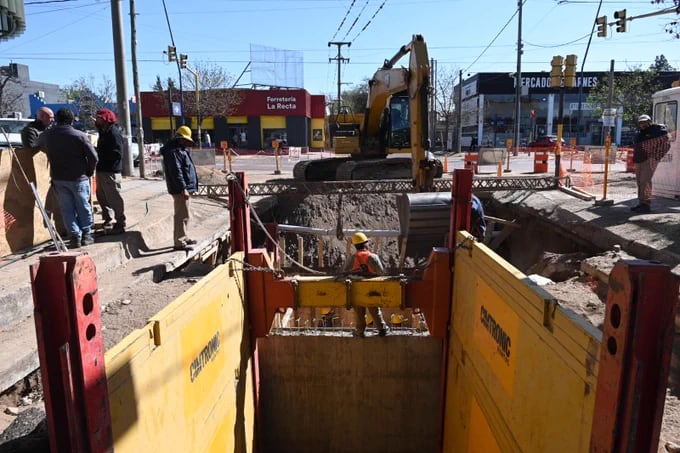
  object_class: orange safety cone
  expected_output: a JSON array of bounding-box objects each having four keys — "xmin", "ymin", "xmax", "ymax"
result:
[
  {"xmin": 443, "ymin": 155, "xmax": 448, "ymax": 173},
  {"xmin": 558, "ymin": 161, "xmax": 566, "ymax": 186},
  {"xmin": 497, "ymin": 160, "xmax": 503, "ymax": 177}
]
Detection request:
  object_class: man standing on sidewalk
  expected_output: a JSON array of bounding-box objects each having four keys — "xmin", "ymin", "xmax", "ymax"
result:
[
  {"xmin": 37, "ymin": 108, "xmax": 98, "ymax": 248},
  {"xmin": 94, "ymin": 108, "xmax": 126, "ymax": 234},
  {"xmin": 21, "ymin": 106, "xmax": 53, "ymax": 148},
  {"xmin": 160, "ymin": 125, "xmax": 198, "ymax": 250},
  {"xmin": 632, "ymin": 114, "xmax": 671, "ymax": 213}
]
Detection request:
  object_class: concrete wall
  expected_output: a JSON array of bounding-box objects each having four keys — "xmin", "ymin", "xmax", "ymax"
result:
[{"xmin": 256, "ymin": 336, "xmax": 442, "ymax": 453}]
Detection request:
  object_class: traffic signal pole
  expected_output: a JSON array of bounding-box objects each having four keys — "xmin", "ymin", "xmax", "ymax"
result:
[{"xmin": 556, "ymin": 85, "xmax": 564, "ymax": 179}]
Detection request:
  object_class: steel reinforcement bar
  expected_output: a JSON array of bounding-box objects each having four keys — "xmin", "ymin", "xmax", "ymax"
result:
[{"xmin": 197, "ymin": 175, "xmax": 558, "ymax": 197}]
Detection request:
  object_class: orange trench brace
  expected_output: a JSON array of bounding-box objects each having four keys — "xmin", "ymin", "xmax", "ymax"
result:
[
  {"xmin": 30, "ymin": 252, "xmax": 113, "ymax": 453},
  {"xmin": 590, "ymin": 260, "xmax": 679, "ymax": 452}
]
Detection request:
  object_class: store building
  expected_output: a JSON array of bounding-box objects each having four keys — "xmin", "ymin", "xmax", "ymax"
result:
[
  {"xmin": 456, "ymin": 71, "xmax": 680, "ymax": 148},
  {"xmin": 139, "ymin": 88, "xmax": 326, "ymax": 150}
]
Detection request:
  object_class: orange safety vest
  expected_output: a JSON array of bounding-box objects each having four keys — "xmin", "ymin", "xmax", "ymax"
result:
[{"xmin": 351, "ymin": 250, "xmax": 376, "ymax": 276}]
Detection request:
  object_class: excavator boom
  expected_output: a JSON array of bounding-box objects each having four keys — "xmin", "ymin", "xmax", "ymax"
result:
[{"xmin": 294, "ymin": 34, "xmax": 441, "ymax": 190}]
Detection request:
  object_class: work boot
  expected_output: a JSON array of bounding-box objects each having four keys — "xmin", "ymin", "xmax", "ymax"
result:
[
  {"xmin": 102, "ymin": 221, "xmax": 113, "ymax": 231},
  {"xmin": 81, "ymin": 233, "xmax": 95, "ymax": 246},
  {"xmin": 68, "ymin": 236, "xmax": 81, "ymax": 249}
]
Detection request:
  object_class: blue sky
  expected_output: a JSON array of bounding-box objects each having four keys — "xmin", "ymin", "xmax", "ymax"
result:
[{"xmin": 3, "ymin": 0, "xmax": 679, "ymax": 98}]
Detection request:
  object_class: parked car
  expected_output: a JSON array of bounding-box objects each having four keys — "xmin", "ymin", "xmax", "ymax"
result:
[
  {"xmin": 0, "ymin": 118, "xmax": 31, "ymax": 150},
  {"xmin": 527, "ymin": 135, "xmax": 565, "ymax": 148}
]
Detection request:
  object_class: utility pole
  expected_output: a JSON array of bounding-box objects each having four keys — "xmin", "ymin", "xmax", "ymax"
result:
[
  {"xmin": 111, "ymin": 0, "xmax": 133, "ymax": 176},
  {"xmin": 514, "ymin": 0, "xmax": 523, "ymax": 153},
  {"xmin": 328, "ymin": 41, "xmax": 350, "ymax": 115},
  {"xmin": 130, "ymin": 0, "xmax": 145, "ymax": 177},
  {"xmin": 430, "ymin": 58, "xmax": 437, "ymax": 150},
  {"xmin": 456, "ymin": 70, "xmax": 463, "ymax": 153}
]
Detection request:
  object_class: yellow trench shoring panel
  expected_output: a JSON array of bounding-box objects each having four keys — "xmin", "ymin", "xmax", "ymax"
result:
[
  {"xmin": 104, "ymin": 254, "xmax": 254, "ymax": 453},
  {"xmin": 443, "ymin": 232, "xmax": 602, "ymax": 452},
  {"xmin": 295, "ymin": 276, "xmax": 403, "ymax": 308}
]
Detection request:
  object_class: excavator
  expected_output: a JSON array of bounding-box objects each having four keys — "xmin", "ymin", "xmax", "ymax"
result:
[{"xmin": 294, "ymin": 34, "xmax": 443, "ymax": 191}]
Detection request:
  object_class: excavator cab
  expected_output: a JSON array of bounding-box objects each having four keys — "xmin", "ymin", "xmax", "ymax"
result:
[{"xmin": 388, "ymin": 94, "xmax": 410, "ymax": 149}]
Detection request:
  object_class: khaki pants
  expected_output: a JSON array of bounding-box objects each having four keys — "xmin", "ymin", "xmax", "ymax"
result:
[
  {"xmin": 95, "ymin": 172, "xmax": 125, "ymax": 225},
  {"xmin": 635, "ymin": 159, "xmax": 659, "ymax": 205},
  {"xmin": 355, "ymin": 306, "xmax": 386, "ymax": 333},
  {"xmin": 172, "ymin": 193, "xmax": 191, "ymax": 246}
]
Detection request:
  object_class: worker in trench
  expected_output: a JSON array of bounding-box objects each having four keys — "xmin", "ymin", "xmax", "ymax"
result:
[{"xmin": 343, "ymin": 232, "xmax": 389, "ymax": 337}]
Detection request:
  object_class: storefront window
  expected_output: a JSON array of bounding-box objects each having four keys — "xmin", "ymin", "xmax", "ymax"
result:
[{"xmin": 263, "ymin": 128, "xmax": 287, "ymax": 148}]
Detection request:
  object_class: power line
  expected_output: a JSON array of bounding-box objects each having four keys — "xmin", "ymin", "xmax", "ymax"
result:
[
  {"xmin": 341, "ymin": 0, "xmax": 371, "ymax": 41},
  {"xmin": 350, "ymin": 0, "xmax": 388, "ymax": 43},
  {"xmin": 330, "ymin": 0, "xmax": 357, "ymax": 41}
]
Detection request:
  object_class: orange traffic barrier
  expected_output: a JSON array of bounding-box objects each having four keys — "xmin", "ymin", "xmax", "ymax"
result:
[
  {"xmin": 496, "ymin": 160, "xmax": 503, "ymax": 177},
  {"xmin": 443, "ymin": 155, "xmax": 448, "ymax": 173},
  {"xmin": 464, "ymin": 153, "xmax": 479, "ymax": 174},
  {"xmin": 533, "ymin": 150, "xmax": 549, "ymax": 173},
  {"xmin": 624, "ymin": 148, "xmax": 635, "ymax": 173}
]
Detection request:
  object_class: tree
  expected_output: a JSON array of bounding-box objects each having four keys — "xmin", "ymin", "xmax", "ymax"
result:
[
  {"xmin": 341, "ymin": 80, "xmax": 369, "ymax": 115},
  {"xmin": 650, "ymin": 54, "xmax": 675, "ymax": 71},
  {"xmin": 586, "ymin": 67, "xmax": 663, "ymax": 124},
  {"xmin": 0, "ymin": 66, "xmax": 24, "ymax": 117},
  {"xmin": 61, "ymin": 75, "xmax": 115, "ymax": 123},
  {"xmin": 652, "ymin": 1, "xmax": 680, "ymax": 38},
  {"xmin": 433, "ymin": 66, "xmax": 458, "ymax": 151},
  {"xmin": 178, "ymin": 61, "xmax": 241, "ymax": 118}
]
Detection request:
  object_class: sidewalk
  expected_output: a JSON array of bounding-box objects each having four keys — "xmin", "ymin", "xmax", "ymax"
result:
[{"xmin": 0, "ymin": 176, "xmax": 232, "ymax": 392}]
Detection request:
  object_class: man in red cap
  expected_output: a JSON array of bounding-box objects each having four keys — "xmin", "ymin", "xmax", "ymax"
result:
[{"xmin": 94, "ymin": 108, "xmax": 126, "ymax": 234}]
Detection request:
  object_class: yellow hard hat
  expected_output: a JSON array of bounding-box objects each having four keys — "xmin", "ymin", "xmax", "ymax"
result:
[
  {"xmin": 352, "ymin": 232, "xmax": 368, "ymax": 245},
  {"xmin": 176, "ymin": 125, "xmax": 194, "ymax": 143}
]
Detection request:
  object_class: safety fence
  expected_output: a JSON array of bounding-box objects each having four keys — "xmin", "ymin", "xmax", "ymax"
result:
[{"xmin": 451, "ymin": 146, "xmax": 641, "ymax": 202}]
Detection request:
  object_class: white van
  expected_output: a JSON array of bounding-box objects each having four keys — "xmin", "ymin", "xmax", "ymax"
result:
[
  {"xmin": 0, "ymin": 117, "xmax": 32, "ymax": 150},
  {"xmin": 651, "ymin": 86, "xmax": 679, "ymax": 199}
]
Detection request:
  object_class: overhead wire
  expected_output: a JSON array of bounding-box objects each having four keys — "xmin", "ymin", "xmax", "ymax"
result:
[
  {"xmin": 350, "ymin": 0, "xmax": 388, "ymax": 43},
  {"xmin": 330, "ymin": 0, "xmax": 358, "ymax": 41},
  {"xmin": 459, "ymin": 1, "xmax": 522, "ymax": 79},
  {"xmin": 341, "ymin": 0, "xmax": 371, "ymax": 41}
]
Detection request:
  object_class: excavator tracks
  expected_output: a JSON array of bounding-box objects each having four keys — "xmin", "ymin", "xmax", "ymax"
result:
[{"xmin": 335, "ymin": 157, "xmax": 413, "ymax": 180}]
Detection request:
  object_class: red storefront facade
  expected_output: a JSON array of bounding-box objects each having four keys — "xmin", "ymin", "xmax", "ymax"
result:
[{"xmin": 139, "ymin": 88, "xmax": 327, "ymax": 150}]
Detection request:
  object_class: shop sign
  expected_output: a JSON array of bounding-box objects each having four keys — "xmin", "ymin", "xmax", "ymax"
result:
[{"xmin": 266, "ymin": 95, "xmax": 298, "ymax": 112}]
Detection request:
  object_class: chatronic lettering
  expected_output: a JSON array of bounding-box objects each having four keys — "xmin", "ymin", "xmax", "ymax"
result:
[
  {"xmin": 189, "ymin": 331, "xmax": 221, "ymax": 383},
  {"xmin": 480, "ymin": 305, "xmax": 512, "ymax": 363}
]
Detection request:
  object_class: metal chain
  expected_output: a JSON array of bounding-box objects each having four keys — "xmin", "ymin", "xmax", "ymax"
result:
[{"xmin": 454, "ymin": 235, "xmax": 474, "ymax": 250}]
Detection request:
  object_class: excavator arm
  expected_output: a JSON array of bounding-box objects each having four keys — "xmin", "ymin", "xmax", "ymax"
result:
[{"xmin": 362, "ymin": 34, "xmax": 433, "ymax": 189}]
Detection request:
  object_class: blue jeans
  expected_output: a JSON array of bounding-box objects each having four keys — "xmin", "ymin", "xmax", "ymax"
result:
[{"xmin": 52, "ymin": 179, "xmax": 94, "ymax": 238}]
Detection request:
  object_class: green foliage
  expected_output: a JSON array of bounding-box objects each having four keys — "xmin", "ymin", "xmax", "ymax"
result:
[
  {"xmin": 586, "ymin": 67, "xmax": 663, "ymax": 123},
  {"xmin": 341, "ymin": 80, "xmax": 369, "ymax": 115},
  {"xmin": 650, "ymin": 54, "xmax": 675, "ymax": 71}
]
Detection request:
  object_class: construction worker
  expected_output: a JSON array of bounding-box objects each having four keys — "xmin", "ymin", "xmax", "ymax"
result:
[
  {"xmin": 94, "ymin": 108, "xmax": 126, "ymax": 234},
  {"xmin": 343, "ymin": 232, "xmax": 389, "ymax": 337},
  {"xmin": 632, "ymin": 114, "xmax": 671, "ymax": 213},
  {"xmin": 160, "ymin": 125, "xmax": 199, "ymax": 250}
]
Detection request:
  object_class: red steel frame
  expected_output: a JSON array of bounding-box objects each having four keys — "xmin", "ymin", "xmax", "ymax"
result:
[
  {"xmin": 590, "ymin": 260, "xmax": 678, "ymax": 452},
  {"xmin": 30, "ymin": 252, "xmax": 113, "ymax": 452}
]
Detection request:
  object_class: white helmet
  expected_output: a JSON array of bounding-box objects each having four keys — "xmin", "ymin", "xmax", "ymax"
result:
[{"xmin": 638, "ymin": 114, "xmax": 651, "ymax": 123}]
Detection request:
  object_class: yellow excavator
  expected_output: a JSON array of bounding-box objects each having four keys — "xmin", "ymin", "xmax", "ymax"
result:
[{"xmin": 294, "ymin": 34, "xmax": 443, "ymax": 190}]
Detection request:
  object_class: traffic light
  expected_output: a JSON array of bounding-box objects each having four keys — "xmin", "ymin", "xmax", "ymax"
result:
[
  {"xmin": 550, "ymin": 55, "xmax": 564, "ymax": 88},
  {"xmin": 179, "ymin": 54, "xmax": 188, "ymax": 69},
  {"xmin": 596, "ymin": 16, "xmax": 607, "ymax": 38},
  {"xmin": 564, "ymin": 54, "xmax": 577, "ymax": 88},
  {"xmin": 167, "ymin": 45, "xmax": 177, "ymax": 62},
  {"xmin": 614, "ymin": 9, "xmax": 627, "ymax": 33}
]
